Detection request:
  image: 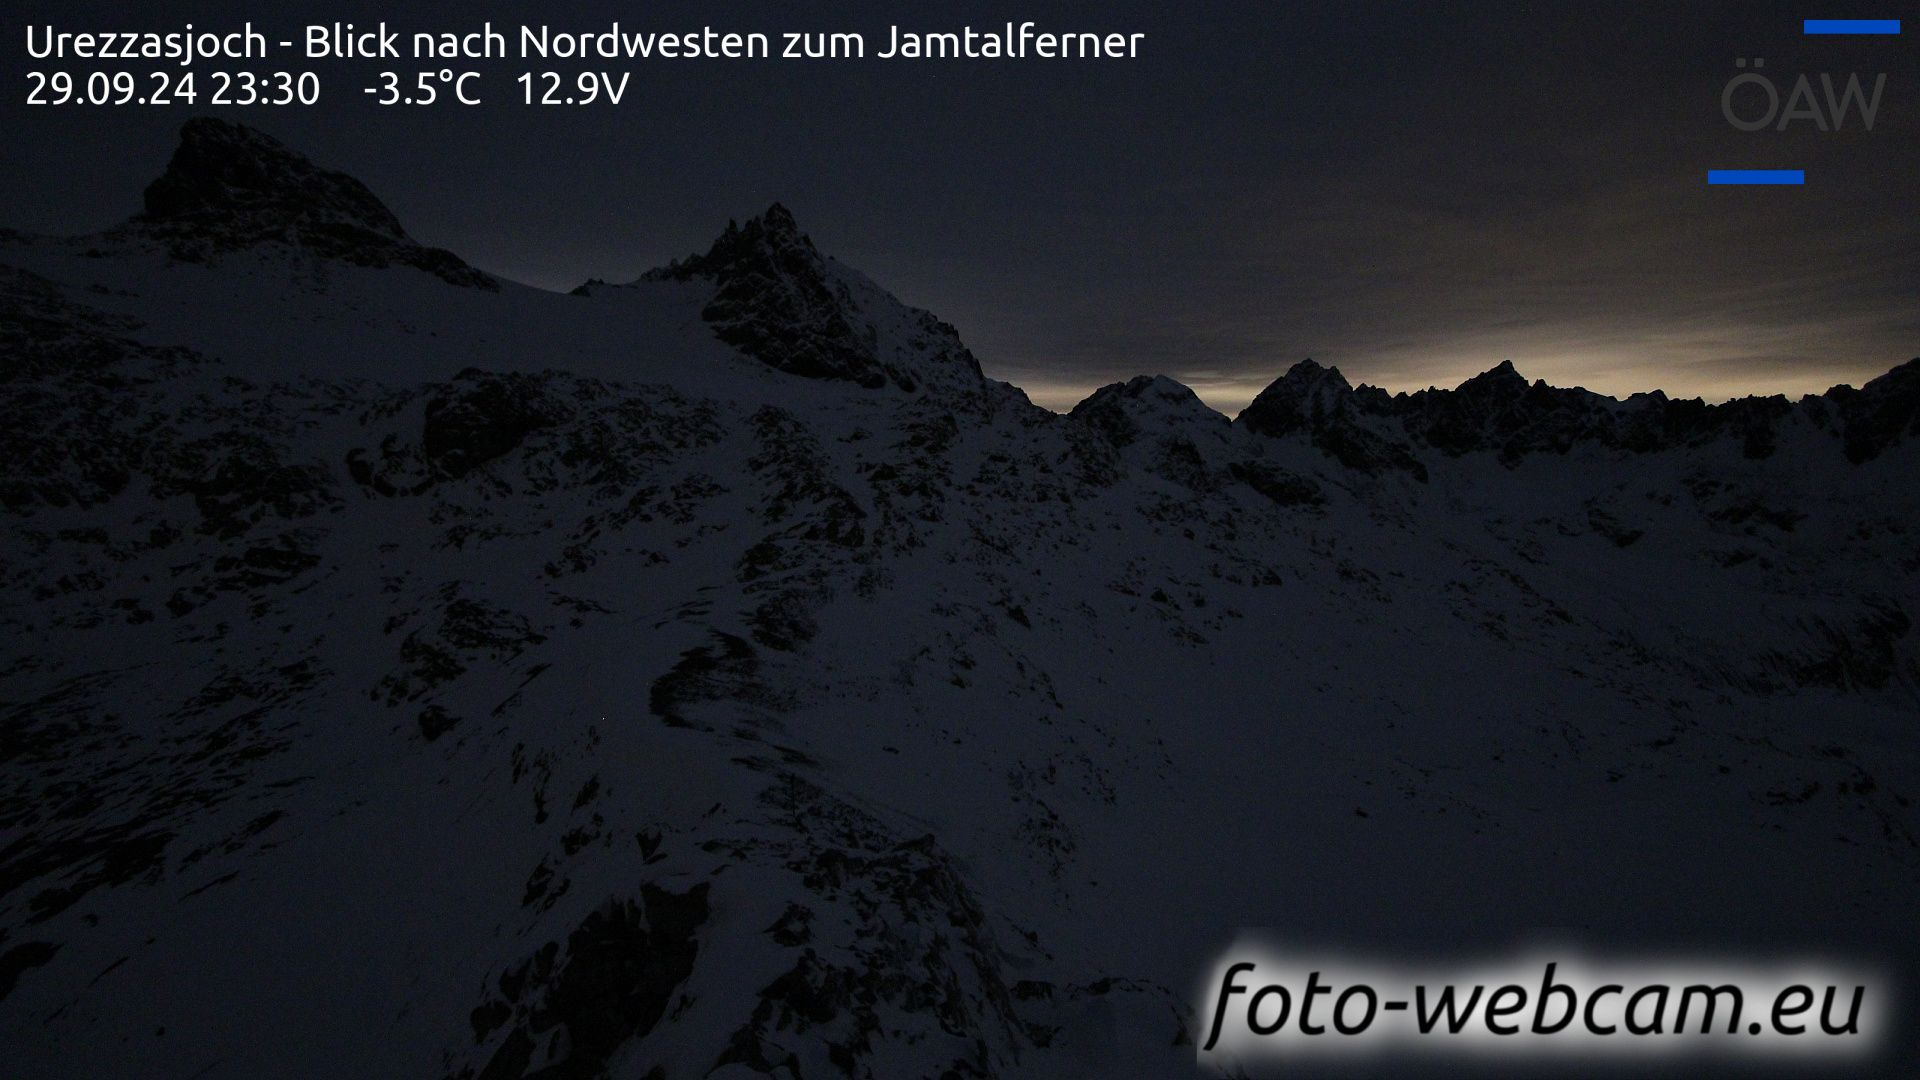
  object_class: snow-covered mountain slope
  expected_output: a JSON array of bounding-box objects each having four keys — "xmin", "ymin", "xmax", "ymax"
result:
[{"xmin": 3, "ymin": 119, "xmax": 1917, "ymax": 1079}]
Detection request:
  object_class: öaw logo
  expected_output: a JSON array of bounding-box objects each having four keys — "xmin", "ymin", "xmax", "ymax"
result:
[
  {"xmin": 1708, "ymin": 18, "xmax": 1899, "ymax": 186},
  {"xmin": 1721, "ymin": 58, "xmax": 1885, "ymax": 132}
]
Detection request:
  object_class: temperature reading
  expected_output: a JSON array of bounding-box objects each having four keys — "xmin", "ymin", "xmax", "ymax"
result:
[
  {"xmin": 368, "ymin": 70, "xmax": 480, "ymax": 106},
  {"xmin": 518, "ymin": 71, "xmax": 631, "ymax": 106}
]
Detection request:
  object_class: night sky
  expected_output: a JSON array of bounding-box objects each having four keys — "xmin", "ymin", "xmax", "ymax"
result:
[{"xmin": 6, "ymin": 0, "xmax": 1916, "ymax": 410}]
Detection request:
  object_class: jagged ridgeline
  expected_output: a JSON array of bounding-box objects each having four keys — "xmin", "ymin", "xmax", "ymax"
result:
[{"xmin": 1, "ymin": 119, "xmax": 1917, "ymax": 1079}]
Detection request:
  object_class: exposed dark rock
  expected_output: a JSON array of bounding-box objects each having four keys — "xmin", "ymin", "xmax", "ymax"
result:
[
  {"xmin": 378, "ymin": 586, "xmax": 546, "ymax": 704},
  {"xmin": 417, "ymin": 705, "xmax": 458, "ymax": 741},
  {"xmin": 422, "ymin": 371, "xmax": 573, "ymax": 480},
  {"xmin": 593, "ymin": 204, "xmax": 983, "ymax": 394},
  {"xmin": 646, "ymin": 204, "xmax": 895, "ymax": 387},
  {"xmin": 1236, "ymin": 357, "xmax": 1920, "ymax": 470},
  {"xmin": 0, "ymin": 941, "xmax": 59, "ymax": 1003},
  {"xmin": 132, "ymin": 118, "xmax": 495, "ymax": 289},
  {"xmin": 1230, "ymin": 461, "xmax": 1326, "ymax": 508},
  {"xmin": 1070, "ymin": 375, "xmax": 1220, "ymax": 447},
  {"xmin": 1237, "ymin": 360, "xmax": 1432, "ymax": 481},
  {"xmin": 459, "ymin": 883, "xmax": 710, "ymax": 1080},
  {"xmin": 1763, "ymin": 599, "xmax": 1913, "ymax": 692},
  {"xmin": 1828, "ymin": 358, "xmax": 1920, "ymax": 463},
  {"xmin": 649, "ymin": 633, "xmax": 762, "ymax": 729}
]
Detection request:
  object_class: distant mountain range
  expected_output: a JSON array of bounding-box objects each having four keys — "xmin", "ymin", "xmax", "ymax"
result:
[{"xmin": 3, "ymin": 119, "xmax": 1916, "ymax": 1078}]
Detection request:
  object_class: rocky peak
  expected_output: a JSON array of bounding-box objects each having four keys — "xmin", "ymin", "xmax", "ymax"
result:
[
  {"xmin": 1264, "ymin": 358, "xmax": 1355, "ymax": 403},
  {"xmin": 1076, "ymin": 374, "xmax": 1211, "ymax": 413},
  {"xmin": 617, "ymin": 204, "xmax": 983, "ymax": 395},
  {"xmin": 1235, "ymin": 361, "xmax": 1428, "ymax": 482},
  {"xmin": 1403, "ymin": 360, "xmax": 1573, "ymax": 457},
  {"xmin": 129, "ymin": 118, "xmax": 494, "ymax": 289},
  {"xmin": 1454, "ymin": 359, "xmax": 1530, "ymax": 396},
  {"xmin": 1235, "ymin": 360, "xmax": 1356, "ymax": 437},
  {"xmin": 1825, "ymin": 357, "xmax": 1920, "ymax": 463},
  {"xmin": 646, "ymin": 202, "xmax": 817, "ymax": 286},
  {"xmin": 1070, "ymin": 375, "xmax": 1225, "ymax": 448},
  {"xmin": 1234, "ymin": 353, "xmax": 1920, "ymax": 470},
  {"xmin": 142, "ymin": 118, "xmax": 407, "ymax": 239},
  {"xmin": 1279, "ymin": 357, "xmax": 1352, "ymax": 390}
]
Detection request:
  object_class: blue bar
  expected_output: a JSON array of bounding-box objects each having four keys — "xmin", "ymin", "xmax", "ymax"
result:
[
  {"xmin": 1803, "ymin": 19, "xmax": 1901, "ymax": 34},
  {"xmin": 1709, "ymin": 170, "xmax": 1806, "ymax": 185}
]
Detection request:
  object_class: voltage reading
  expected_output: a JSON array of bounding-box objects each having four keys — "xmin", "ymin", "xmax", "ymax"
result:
[{"xmin": 517, "ymin": 71, "xmax": 630, "ymax": 105}]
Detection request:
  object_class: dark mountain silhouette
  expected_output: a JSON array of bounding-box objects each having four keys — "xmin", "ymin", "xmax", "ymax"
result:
[
  {"xmin": 2, "ymin": 121, "xmax": 1916, "ymax": 1078},
  {"xmin": 130, "ymin": 117, "xmax": 494, "ymax": 288}
]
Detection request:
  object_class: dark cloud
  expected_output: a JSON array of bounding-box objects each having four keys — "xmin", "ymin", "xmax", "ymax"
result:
[{"xmin": 6, "ymin": 0, "xmax": 1914, "ymax": 410}]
